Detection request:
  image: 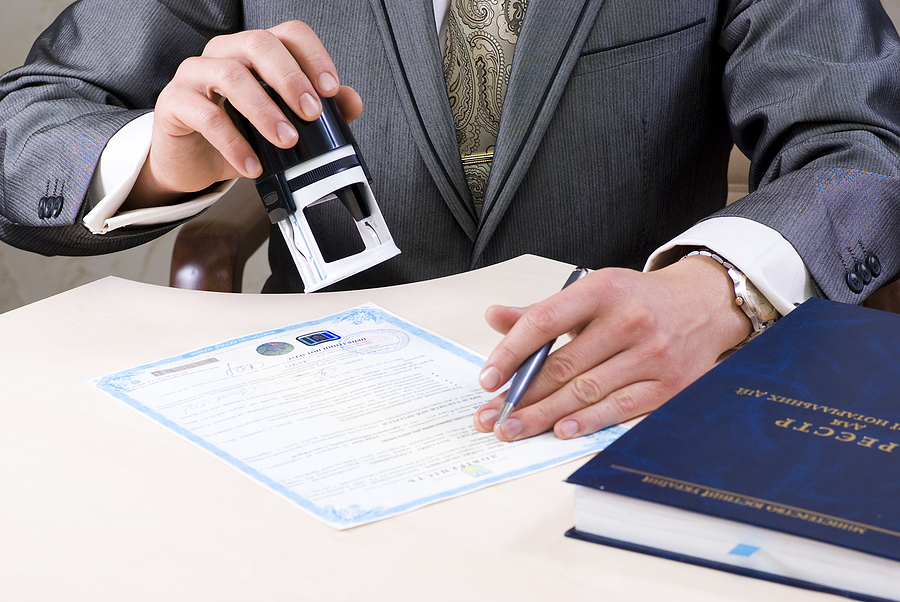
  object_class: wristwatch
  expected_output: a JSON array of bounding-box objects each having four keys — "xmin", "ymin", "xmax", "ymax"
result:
[{"xmin": 684, "ymin": 248, "xmax": 780, "ymax": 347}]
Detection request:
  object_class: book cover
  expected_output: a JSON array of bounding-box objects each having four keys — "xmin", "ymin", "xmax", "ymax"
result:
[{"xmin": 566, "ymin": 298, "xmax": 900, "ymax": 601}]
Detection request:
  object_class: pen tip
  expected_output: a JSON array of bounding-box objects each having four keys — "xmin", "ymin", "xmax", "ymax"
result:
[{"xmin": 495, "ymin": 403, "xmax": 513, "ymax": 429}]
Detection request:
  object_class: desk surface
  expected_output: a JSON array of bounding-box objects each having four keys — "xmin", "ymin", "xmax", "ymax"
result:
[{"xmin": 0, "ymin": 255, "xmax": 834, "ymax": 601}]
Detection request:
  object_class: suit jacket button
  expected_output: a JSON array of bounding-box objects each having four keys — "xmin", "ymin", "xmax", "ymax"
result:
[
  {"xmin": 846, "ymin": 270, "xmax": 864, "ymax": 294},
  {"xmin": 856, "ymin": 261, "xmax": 872, "ymax": 285},
  {"xmin": 51, "ymin": 195, "xmax": 64, "ymax": 218},
  {"xmin": 867, "ymin": 254, "xmax": 882, "ymax": 278}
]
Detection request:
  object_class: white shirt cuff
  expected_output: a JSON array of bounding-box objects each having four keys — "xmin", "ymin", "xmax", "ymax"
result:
[
  {"xmin": 82, "ymin": 113, "xmax": 233, "ymax": 234},
  {"xmin": 644, "ymin": 216, "xmax": 818, "ymax": 316}
]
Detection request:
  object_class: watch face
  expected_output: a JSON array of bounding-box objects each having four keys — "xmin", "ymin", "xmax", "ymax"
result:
[{"xmin": 745, "ymin": 280, "xmax": 779, "ymax": 321}]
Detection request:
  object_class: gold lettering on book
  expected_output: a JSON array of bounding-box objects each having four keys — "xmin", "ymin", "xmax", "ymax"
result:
[
  {"xmin": 764, "ymin": 505, "xmax": 868, "ymax": 533},
  {"xmin": 735, "ymin": 388, "xmax": 768, "ymax": 398},
  {"xmin": 612, "ymin": 465, "xmax": 900, "ymax": 539},
  {"xmin": 737, "ymin": 387, "xmax": 895, "ymax": 430},
  {"xmin": 831, "ymin": 420, "xmax": 867, "ymax": 431},
  {"xmin": 775, "ymin": 418, "xmax": 898, "ymax": 452}
]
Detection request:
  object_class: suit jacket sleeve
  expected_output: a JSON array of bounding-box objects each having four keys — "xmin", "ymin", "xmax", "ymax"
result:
[
  {"xmin": 0, "ymin": 0, "xmax": 241, "ymax": 256},
  {"xmin": 713, "ymin": 0, "xmax": 900, "ymax": 304}
]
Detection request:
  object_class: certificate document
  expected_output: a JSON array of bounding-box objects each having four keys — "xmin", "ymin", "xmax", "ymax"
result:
[{"xmin": 92, "ymin": 304, "xmax": 627, "ymax": 529}]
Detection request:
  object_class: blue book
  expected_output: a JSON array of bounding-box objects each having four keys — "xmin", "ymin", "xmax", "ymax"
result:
[{"xmin": 566, "ymin": 298, "xmax": 900, "ymax": 601}]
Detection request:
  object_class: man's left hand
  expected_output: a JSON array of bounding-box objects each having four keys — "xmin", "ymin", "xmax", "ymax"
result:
[{"xmin": 474, "ymin": 256, "xmax": 752, "ymax": 441}]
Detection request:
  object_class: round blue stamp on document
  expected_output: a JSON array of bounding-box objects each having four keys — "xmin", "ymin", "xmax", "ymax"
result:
[{"xmin": 256, "ymin": 342, "xmax": 295, "ymax": 356}]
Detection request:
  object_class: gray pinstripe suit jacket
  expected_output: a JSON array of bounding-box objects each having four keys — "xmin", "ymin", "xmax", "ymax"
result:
[{"xmin": 2, "ymin": 0, "xmax": 900, "ymax": 301}]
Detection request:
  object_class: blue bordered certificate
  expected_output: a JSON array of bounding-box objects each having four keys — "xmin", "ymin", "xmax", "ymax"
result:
[{"xmin": 91, "ymin": 303, "xmax": 627, "ymax": 529}]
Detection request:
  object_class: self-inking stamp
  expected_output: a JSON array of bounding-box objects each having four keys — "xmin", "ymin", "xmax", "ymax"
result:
[{"xmin": 225, "ymin": 84, "xmax": 399, "ymax": 292}]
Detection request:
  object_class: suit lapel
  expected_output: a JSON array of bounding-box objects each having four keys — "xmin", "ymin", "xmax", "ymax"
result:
[
  {"xmin": 367, "ymin": 0, "xmax": 477, "ymax": 240},
  {"xmin": 366, "ymin": 0, "xmax": 607, "ymax": 254},
  {"xmin": 473, "ymin": 0, "xmax": 607, "ymax": 267}
]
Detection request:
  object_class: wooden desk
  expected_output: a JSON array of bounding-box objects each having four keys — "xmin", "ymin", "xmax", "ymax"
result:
[{"xmin": 0, "ymin": 255, "xmax": 833, "ymax": 601}]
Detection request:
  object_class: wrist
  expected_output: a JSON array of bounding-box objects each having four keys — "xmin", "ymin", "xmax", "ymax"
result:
[
  {"xmin": 668, "ymin": 254, "xmax": 755, "ymax": 352},
  {"xmin": 681, "ymin": 248, "xmax": 780, "ymax": 349},
  {"xmin": 122, "ymin": 155, "xmax": 190, "ymax": 211}
]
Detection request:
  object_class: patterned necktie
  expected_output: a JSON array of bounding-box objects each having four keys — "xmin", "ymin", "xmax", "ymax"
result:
[{"xmin": 443, "ymin": 0, "xmax": 526, "ymax": 216}]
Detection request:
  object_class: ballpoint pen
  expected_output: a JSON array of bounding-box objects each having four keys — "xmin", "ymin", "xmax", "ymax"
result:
[{"xmin": 495, "ymin": 266, "xmax": 590, "ymax": 428}]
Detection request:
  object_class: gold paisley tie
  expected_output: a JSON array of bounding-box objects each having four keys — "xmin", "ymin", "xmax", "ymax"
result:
[{"xmin": 443, "ymin": 0, "xmax": 526, "ymax": 216}]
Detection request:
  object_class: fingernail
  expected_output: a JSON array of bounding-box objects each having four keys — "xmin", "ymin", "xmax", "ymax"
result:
[
  {"xmin": 318, "ymin": 72, "xmax": 338, "ymax": 93},
  {"xmin": 299, "ymin": 93, "xmax": 320, "ymax": 119},
  {"xmin": 479, "ymin": 409, "xmax": 499, "ymax": 430},
  {"xmin": 244, "ymin": 155, "xmax": 261, "ymax": 176},
  {"xmin": 558, "ymin": 420, "xmax": 580, "ymax": 439},
  {"xmin": 480, "ymin": 366, "xmax": 501, "ymax": 390},
  {"xmin": 276, "ymin": 121, "xmax": 297, "ymax": 144},
  {"xmin": 499, "ymin": 418, "xmax": 523, "ymax": 440}
]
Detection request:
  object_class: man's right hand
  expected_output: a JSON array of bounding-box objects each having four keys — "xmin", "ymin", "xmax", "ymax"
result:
[{"xmin": 124, "ymin": 21, "xmax": 363, "ymax": 210}]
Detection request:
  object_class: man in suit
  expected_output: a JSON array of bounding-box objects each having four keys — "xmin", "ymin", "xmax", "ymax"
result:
[{"xmin": 2, "ymin": 0, "xmax": 900, "ymax": 441}]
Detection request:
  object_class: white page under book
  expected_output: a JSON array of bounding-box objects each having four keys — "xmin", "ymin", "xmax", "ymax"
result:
[{"xmin": 91, "ymin": 303, "xmax": 627, "ymax": 529}]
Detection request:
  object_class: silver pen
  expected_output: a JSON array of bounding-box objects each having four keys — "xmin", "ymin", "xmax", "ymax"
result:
[{"xmin": 495, "ymin": 266, "xmax": 590, "ymax": 428}]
